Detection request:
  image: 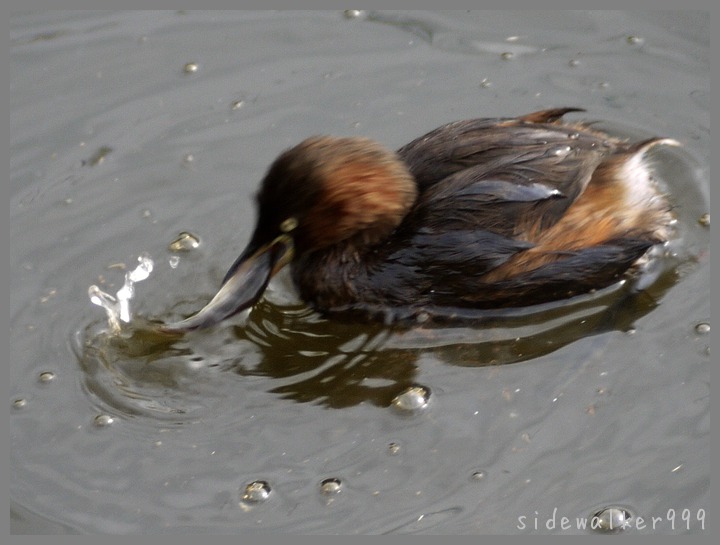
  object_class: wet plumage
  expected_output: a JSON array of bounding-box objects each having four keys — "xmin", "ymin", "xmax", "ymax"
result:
[{"xmin": 164, "ymin": 108, "xmax": 676, "ymax": 330}]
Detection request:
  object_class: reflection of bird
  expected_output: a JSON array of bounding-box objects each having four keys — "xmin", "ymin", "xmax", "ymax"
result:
[{"xmin": 165, "ymin": 108, "xmax": 676, "ymax": 330}]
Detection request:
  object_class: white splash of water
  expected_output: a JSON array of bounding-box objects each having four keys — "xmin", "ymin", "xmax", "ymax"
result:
[{"xmin": 89, "ymin": 254, "xmax": 154, "ymax": 332}]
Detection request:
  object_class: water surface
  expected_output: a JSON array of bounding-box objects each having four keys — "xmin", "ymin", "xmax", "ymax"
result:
[{"xmin": 11, "ymin": 11, "xmax": 709, "ymax": 534}]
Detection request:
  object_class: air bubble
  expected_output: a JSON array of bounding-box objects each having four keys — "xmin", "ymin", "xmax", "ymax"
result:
[
  {"xmin": 695, "ymin": 323, "xmax": 710, "ymax": 335},
  {"xmin": 169, "ymin": 232, "xmax": 201, "ymax": 252},
  {"xmin": 38, "ymin": 371, "xmax": 56, "ymax": 384},
  {"xmin": 500, "ymin": 52, "xmax": 514, "ymax": 60},
  {"xmin": 391, "ymin": 385, "xmax": 431, "ymax": 414},
  {"xmin": 698, "ymin": 213, "xmax": 710, "ymax": 227},
  {"xmin": 93, "ymin": 414, "xmax": 115, "ymax": 427},
  {"xmin": 343, "ymin": 10, "xmax": 366, "ymax": 19},
  {"xmin": 183, "ymin": 62, "xmax": 199, "ymax": 74},
  {"xmin": 591, "ymin": 506, "xmax": 632, "ymax": 533},
  {"xmin": 319, "ymin": 478, "xmax": 343, "ymax": 495},
  {"xmin": 242, "ymin": 480, "xmax": 272, "ymax": 503},
  {"xmin": 13, "ymin": 398, "xmax": 28, "ymax": 409},
  {"xmin": 471, "ymin": 470, "xmax": 486, "ymax": 481},
  {"xmin": 387, "ymin": 442, "xmax": 401, "ymax": 455}
]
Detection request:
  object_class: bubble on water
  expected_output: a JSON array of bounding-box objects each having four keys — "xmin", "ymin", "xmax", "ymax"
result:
[
  {"xmin": 93, "ymin": 414, "xmax": 115, "ymax": 427},
  {"xmin": 500, "ymin": 52, "xmax": 514, "ymax": 60},
  {"xmin": 169, "ymin": 232, "xmax": 201, "ymax": 252},
  {"xmin": 38, "ymin": 371, "xmax": 56, "ymax": 384},
  {"xmin": 391, "ymin": 385, "xmax": 431, "ymax": 414},
  {"xmin": 694, "ymin": 323, "xmax": 710, "ymax": 335},
  {"xmin": 698, "ymin": 213, "xmax": 710, "ymax": 227},
  {"xmin": 470, "ymin": 470, "xmax": 486, "ymax": 481},
  {"xmin": 343, "ymin": 10, "xmax": 366, "ymax": 19},
  {"xmin": 13, "ymin": 398, "xmax": 28, "ymax": 409},
  {"xmin": 242, "ymin": 480, "xmax": 272, "ymax": 503},
  {"xmin": 479, "ymin": 78, "xmax": 492, "ymax": 88},
  {"xmin": 591, "ymin": 506, "xmax": 632, "ymax": 533},
  {"xmin": 568, "ymin": 59, "xmax": 581, "ymax": 67},
  {"xmin": 183, "ymin": 62, "xmax": 199, "ymax": 74},
  {"xmin": 231, "ymin": 100, "xmax": 245, "ymax": 111},
  {"xmin": 387, "ymin": 442, "xmax": 401, "ymax": 456},
  {"xmin": 319, "ymin": 478, "xmax": 343, "ymax": 495},
  {"xmin": 626, "ymin": 35, "xmax": 644, "ymax": 45}
]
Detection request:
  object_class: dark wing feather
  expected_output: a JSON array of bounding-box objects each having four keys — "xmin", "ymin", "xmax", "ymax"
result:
[{"xmin": 398, "ymin": 109, "xmax": 618, "ymax": 238}]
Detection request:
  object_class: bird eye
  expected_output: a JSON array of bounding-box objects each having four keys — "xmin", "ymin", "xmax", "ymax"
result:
[{"xmin": 280, "ymin": 217, "xmax": 298, "ymax": 233}]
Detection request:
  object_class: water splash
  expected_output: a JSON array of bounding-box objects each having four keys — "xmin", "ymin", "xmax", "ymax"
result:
[{"xmin": 89, "ymin": 254, "xmax": 154, "ymax": 333}]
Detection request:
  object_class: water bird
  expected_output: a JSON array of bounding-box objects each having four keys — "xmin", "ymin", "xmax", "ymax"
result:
[{"xmin": 163, "ymin": 108, "xmax": 677, "ymax": 330}]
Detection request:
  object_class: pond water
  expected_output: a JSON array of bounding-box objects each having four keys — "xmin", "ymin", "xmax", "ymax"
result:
[{"xmin": 10, "ymin": 11, "xmax": 709, "ymax": 534}]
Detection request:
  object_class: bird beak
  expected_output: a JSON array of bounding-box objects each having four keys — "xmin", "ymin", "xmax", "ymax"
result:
[{"xmin": 161, "ymin": 233, "xmax": 294, "ymax": 332}]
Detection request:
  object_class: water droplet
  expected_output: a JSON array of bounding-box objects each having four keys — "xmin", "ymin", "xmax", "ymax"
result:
[
  {"xmin": 38, "ymin": 371, "xmax": 56, "ymax": 384},
  {"xmin": 319, "ymin": 478, "xmax": 343, "ymax": 495},
  {"xmin": 169, "ymin": 232, "xmax": 201, "ymax": 252},
  {"xmin": 391, "ymin": 385, "xmax": 431, "ymax": 414},
  {"xmin": 343, "ymin": 9, "xmax": 365, "ymax": 19},
  {"xmin": 698, "ymin": 213, "xmax": 710, "ymax": 227},
  {"xmin": 550, "ymin": 146, "xmax": 572, "ymax": 157},
  {"xmin": 695, "ymin": 323, "xmax": 710, "ymax": 335},
  {"xmin": 231, "ymin": 100, "xmax": 245, "ymax": 111},
  {"xmin": 93, "ymin": 414, "xmax": 115, "ymax": 427},
  {"xmin": 242, "ymin": 480, "xmax": 272, "ymax": 503},
  {"xmin": 592, "ymin": 506, "xmax": 632, "ymax": 532},
  {"xmin": 500, "ymin": 52, "xmax": 514, "ymax": 60},
  {"xmin": 183, "ymin": 62, "xmax": 199, "ymax": 74},
  {"xmin": 626, "ymin": 35, "xmax": 644, "ymax": 45},
  {"xmin": 13, "ymin": 398, "xmax": 28, "ymax": 409},
  {"xmin": 471, "ymin": 470, "xmax": 486, "ymax": 481},
  {"xmin": 387, "ymin": 442, "xmax": 401, "ymax": 455},
  {"xmin": 128, "ymin": 255, "xmax": 154, "ymax": 282}
]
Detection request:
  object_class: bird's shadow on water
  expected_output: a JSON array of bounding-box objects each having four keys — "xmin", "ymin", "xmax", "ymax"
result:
[{"xmin": 225, "ymin": 266, "xmax": 677, "ymax": 408}]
